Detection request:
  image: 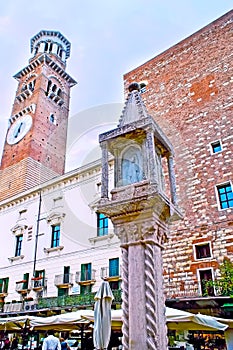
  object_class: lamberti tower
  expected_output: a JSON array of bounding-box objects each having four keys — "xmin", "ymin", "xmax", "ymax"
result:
[{"xmin": 0, "ymin": 30, "xmax": 76, "ymax": 201}]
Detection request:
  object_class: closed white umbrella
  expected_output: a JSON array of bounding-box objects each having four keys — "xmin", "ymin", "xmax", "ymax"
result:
[{"xmin": 93, "ymin": 280, "xmax": 114, "ymax": 350}]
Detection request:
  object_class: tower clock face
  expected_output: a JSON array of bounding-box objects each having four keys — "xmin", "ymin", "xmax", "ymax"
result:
[{"xmin": 7, "ymin": 114, "xmax": 33, "ymax": 145}]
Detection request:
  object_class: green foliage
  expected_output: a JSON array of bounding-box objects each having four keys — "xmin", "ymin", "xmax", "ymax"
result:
[
  {"xmin": 37, "ymin": 289, "xmax": 122, "ymax": 309},
  {"xmin": 204, "ymin": 257, "xmax": 233, "ymax": 296}
]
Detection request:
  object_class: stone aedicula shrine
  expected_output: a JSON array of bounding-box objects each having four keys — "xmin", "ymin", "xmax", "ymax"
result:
[{"xmin": 97, "ymin": 82, "xmax": 182, "ymax": 350}]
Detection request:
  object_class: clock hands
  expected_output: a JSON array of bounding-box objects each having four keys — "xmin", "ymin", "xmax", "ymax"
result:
[
  {"xmin": 7, "ymin": 115, "xmax": 32, "ymax": 145},
  {"xmin": 13, "ymin": 122, "xmax": 24, "ymax": 138}
]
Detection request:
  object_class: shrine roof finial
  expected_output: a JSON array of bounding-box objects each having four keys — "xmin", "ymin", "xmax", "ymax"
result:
[{"xmin": 128, "ymin": 82, "xmax": 140, "ymax": 92}]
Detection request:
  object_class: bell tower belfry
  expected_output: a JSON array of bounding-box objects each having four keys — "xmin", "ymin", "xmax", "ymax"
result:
[
  {"xmin": 97, "ymin": 83, "xmax": 182, "ymax": 350},
  {"xmin": 0, "ymin": 30, "xmax": 76, "ymax": 201}
]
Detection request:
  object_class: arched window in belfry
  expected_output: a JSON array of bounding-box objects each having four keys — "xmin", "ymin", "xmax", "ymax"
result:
[
  {"xmin": 44, "ymin": 42, "xmax": 49, "ymax": 52},
  {"xmin": 46, "ymin": 80, "xmax": 52, "ymax": 96},
  {"xmin": 121, "ymin": 146, "xmax": 143, "ymax": 185},
  {"xmin": 57, "ymin": 88, "xmax": 62, "ymax": 98},
  {"xmin": 49, "ymin": 42, "xmax": 53, "ymax": 53},
  {"xmin": 52, "ymin": 84, "xmax": 57, "ymax": 92},
  {"xmin": 45, "ymin": 77, "xmax": 64, "ymax": 105}
]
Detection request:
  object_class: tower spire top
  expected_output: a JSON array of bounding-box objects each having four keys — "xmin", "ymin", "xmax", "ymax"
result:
[{"xmin": 30, "ymin": 30, "xmax": 71, "ymax": 63}]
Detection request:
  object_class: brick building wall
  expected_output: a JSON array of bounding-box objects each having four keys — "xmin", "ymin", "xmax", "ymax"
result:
[{"xmin": 124, "ymin": 10, "xmax": 233, "ymax": 300}]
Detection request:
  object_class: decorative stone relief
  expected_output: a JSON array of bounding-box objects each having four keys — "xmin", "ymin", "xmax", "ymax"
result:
[
  {"xmin": 46, "ymin": 211, "xmax": 65, "ymax": 225},
  {"xmin": 11, "ymin": 224, "xmax": 28, "ymax": 236},
  {"xmin": 115, "ymin": 220, "xmax": 167, "ymax": 246}
]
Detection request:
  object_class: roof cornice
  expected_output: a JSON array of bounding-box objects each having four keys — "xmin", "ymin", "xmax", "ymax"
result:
[
  {"xmin": 30, "ymin": 30, "xmax": 71, "ymax": 59},
  {"xmin": 13, "ymin": 54, "xmax": 77, "ymax": 86}
]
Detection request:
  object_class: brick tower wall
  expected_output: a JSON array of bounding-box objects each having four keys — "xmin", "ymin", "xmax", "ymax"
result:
[
  {"xmin": 0, "ymin": 61, "xmax": 70, "ymax": 175},
  {"xmin": 124, "ymin": 11, "xmax": 233, "ymax": 297},
  {"xmin": 0, "ymin": 157, "xmax": 58, "ymax": 201}
]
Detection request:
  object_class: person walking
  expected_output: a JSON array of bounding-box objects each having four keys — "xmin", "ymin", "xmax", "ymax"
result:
[
  {"xmin": 42, "ymin": 330, "xmax": 61, "ymax": 350},
  {"xmin": 59, "ymin": 338, "xmax": 69, "ymax": 350},
  {"xmin": 4, "ymin": 338, "xmax": 11, "ymax": 350},
  {"xmin": 11, "ymin": 337, "xmax": 18, "ymax": 350}
]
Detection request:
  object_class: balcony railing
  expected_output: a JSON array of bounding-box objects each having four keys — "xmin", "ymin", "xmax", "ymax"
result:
[
  {"xmin": 0, "ymin": 290, "xmax": 8, "ymax": 298},
  {"xmin": 101, "ymin": 267, "xmax": 121, "ymax": 281},
  {"xmin": 75, "ymin": 270, "xmax": 96, "ymax": 285},
  {"xmin": 0, "ymin": 290, "xmax": 121, "ymax": 314},
  {"xmin": 54, "ymin": 274, "xmax": 73, "ymax": 287},
  {"xmin": 3, "ymin": 301, "xmax": 23, "ymax": 313},
  {"xmin": 37, "ymin": 289, "xmax": 122, "ymax": 310},
  {"xmin": 31, "ymin": 277, "xmax": 47, "ymax": 290},
  {"xmin": 15, "ymin": 280, "xmax": 30, "ymax": 294}
]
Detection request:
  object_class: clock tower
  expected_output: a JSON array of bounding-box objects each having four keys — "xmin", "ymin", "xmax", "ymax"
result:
[{"xmin": 0, "ymin": 30, "xmax": 76, "ymax": 201}]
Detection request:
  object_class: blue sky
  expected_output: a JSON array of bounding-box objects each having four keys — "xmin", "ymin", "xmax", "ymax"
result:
[{"xmin": 0, "ymin": 1, "xmax": 232, "ymax": 169}]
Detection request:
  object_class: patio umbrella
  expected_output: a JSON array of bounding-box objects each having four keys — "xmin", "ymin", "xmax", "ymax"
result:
[
  {"xmin": 93, "ymin": 280, "xmax": 114, "ymax": 350},
  {"xmin": 30, "ymin": 310, "xmax": 92, "ymax": 349},
  {"xmin": 83, "ymin": 307, "xmax": 228, "ymax": 332},
  {"xmin": 0, "ymin": 315, "xmax": 34, "ymax": 331},
  {"xmin": 30, "ymin": 310, "xmax": 91, "ymax": 331},
  {"xmin": 166, "ymin": 307, "xmax": 228, "ymax": 331}
]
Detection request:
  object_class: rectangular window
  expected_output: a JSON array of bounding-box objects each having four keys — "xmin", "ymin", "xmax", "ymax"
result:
[
  {"xmin": 211, "ymin": 140, "xmax": 222, "ymax": 154},
  {"xmin": 81, "ymin": 263, "xmax": 92, "ymax": 281},
  {"xmin": 15, "ymin": 235, "xmax": 23, "ymax": 257},
  {"xmin": 139, "ymin": 82, "xmax": 147, "ymax": 93},
  {"xmin": 198, "ymin": 269, "xmax": 214, "ymax": 296},
  {"xmin": 23, "ymin": 273, "xmax": 29, "ymax": 290},
  {"xmin": 0, "ymin": 278, "xmax": 9, "ymax": 294},
  {"xmin": 51, "ymin": 224, "xmax": 60, "ymax": 247},
  {"xmin": 80, "ymin": 284, "xmax": 92, "ymax": 294},
  {"xmin": 217, "ymin": 183, "xmax": 233, "ymax": 209},
  {"xmin": 109, "ymin": 281, "xmax": 120, "ymax": 290},
  {"xmin": 97, "ymin": 213, "xmax": 108, "ymax": 236},
  {"xmin": 35, "ymin": 270, "xmax": 45, "ymax": 279},
  {"xmin": 109, "ymin": 258, "xmax": 119, "ymax": 277},
  {"xmin": 63, "ymin": 266, "xmax": 70, "ymax": 284},
  {"xmin": 195, "ymin": 243, "xmax": 211, "ymax": 260},
  {"xmin": 34, "ymin": 270, "xmax": 45, "ymax": 288},
  {"xmin": 58, "ymin": 287, "xmax": 68, "ymax": 297}
]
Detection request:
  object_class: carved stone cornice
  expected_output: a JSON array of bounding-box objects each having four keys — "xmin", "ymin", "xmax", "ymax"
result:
[
  {"xmin": 11, "ymin": 224, "xmax": 28, "ymax": 236},
  {"xmin": 46, "ymin": 211, "xmax": 65, "ymax": 225},
  {"xmin": 14, "ymin": 54, "xmax": 77, "ymax": 86},
  {"xmin": 98, "ymin": 181, "xmax": 181, "ymax": 223}
]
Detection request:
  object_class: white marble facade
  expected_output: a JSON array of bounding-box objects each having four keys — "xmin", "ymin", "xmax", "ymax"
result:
[{"xmin": 0, "ymin": 158, "xmax": 120, "ymax": 303}]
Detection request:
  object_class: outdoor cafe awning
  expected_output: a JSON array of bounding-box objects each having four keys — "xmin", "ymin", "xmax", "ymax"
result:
[
  {"xmin": 0, "ymin": 315, "xmax": 34, "ymax": 331},
  {"xmin": 165, "ymin": 307, "xmax": 228, "ymax": 331},
  {"xmin": 0, "ymin": 307, "xmax": 228, "ymax": 332},
  {"xmin": 81, "ymin": 307, "xmax": 228, "ymax": 332},
  {"xmin": 30, "ymin": 310, "xmax": 92, "ymax": 331}
]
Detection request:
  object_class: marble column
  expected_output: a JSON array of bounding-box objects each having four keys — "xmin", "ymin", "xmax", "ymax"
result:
[
  {"xmin": 146, "ymin": 130, "xmax": 158, "ymax": 185},
  {"xmin": 167, "ymin": 155, "xmax": 177, "ymax": 206},
  {"xmin": 100, "ymin": 141, "xmax": 109, "ymax": 198},
  {"xmin": 116, "ymin": 219, "xmax": 168, "ymax": 350}
]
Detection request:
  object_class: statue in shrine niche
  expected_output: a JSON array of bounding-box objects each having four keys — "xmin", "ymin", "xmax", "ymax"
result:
[
  {"xmin": 121, "ymin": 146, "xmax": 143, "ymax": 185},
  {"xmin": 98, "ymin": 82, "xmax": 182, "ymax": 349}
]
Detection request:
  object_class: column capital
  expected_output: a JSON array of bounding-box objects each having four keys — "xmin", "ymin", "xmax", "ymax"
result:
[{"xmin": 115, "ymin": 220, "xmax": 168, "ymax": 247}]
